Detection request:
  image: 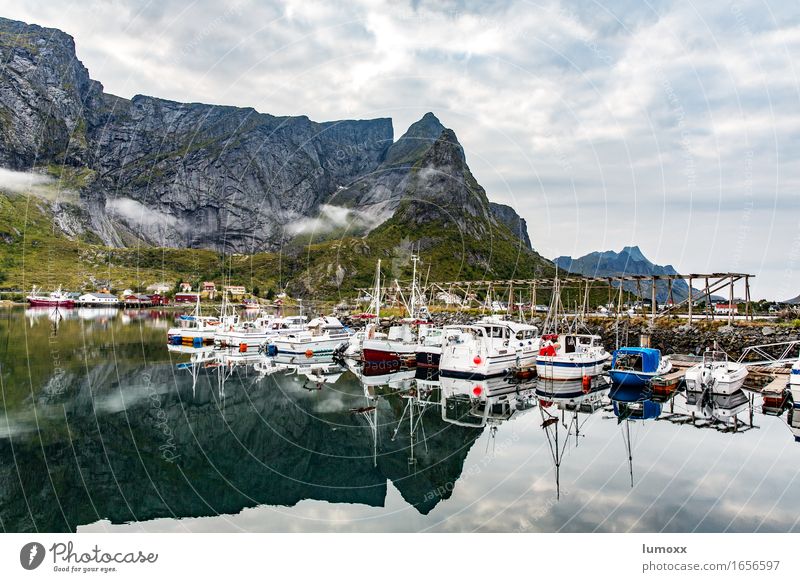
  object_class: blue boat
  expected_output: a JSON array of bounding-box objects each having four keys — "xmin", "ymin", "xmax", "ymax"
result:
[
  {"xmin": 610, "ymin": 382, "xmax": 662, "ymax": 421},
  {"xmin": 608, "ymin": 347, "xmax": 672, "ymax": 388}
]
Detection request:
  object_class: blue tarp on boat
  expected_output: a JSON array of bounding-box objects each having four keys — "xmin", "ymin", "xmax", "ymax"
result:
[
  {"xmin": 613, "ymin": 400, "xmax": 662, "ymax": 420},
  {"xmin": 611, "ymin": 347, "xmax": 661, "ymax": 373},
  {"xmin": 609, "ymin": 382, "xmax": 652, "ymax": 403}
]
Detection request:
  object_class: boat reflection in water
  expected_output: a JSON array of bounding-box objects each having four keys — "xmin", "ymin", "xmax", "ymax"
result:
[
  {"xmin": 609, "ymin": 381, "xmax": 661, "ymax": 488},
  {"xmin": 685, "ymin": 389, "xmax": 753, "ymax": 430},
  {"xmin": 6, "ymin": 302, "xmax": 800, "ymax": 534},
  {"xmin": 788, "ymin": 408, "xmax": 800, "ymax": 443},
  {"xmin": 439, "ymin": 375, "xmax": 537, "ymax": 430},
  {"xmin": 537, "ymin": 376, "xmax": 611, "ymax": 498},
  {"xmin": 0, "ymin": 343, "xmax": 491, "ymax": 532}
]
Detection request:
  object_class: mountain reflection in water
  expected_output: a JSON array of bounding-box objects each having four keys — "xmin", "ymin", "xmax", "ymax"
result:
[{"xmin": 1, "ymin": 307, "xmax": 799, "ymax": 533}]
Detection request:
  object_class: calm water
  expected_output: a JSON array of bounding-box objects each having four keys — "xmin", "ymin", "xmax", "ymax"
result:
[{"xmin": 1, "ymin": 306, "xmax": 798, "ymax": 533}]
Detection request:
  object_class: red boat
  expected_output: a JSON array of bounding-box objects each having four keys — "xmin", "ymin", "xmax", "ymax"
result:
[{"xmin": 26, "ymin": 287, "xmax": 75, "ymax": 308}]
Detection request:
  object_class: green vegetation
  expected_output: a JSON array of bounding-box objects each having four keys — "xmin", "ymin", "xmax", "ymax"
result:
[
  {"xmin": 0, "ymin": 190, "xmax": 629, "ymax": 306},
  {"xmin": 45, "ymin": 163, "xmax": 96, "ymax": 190}
]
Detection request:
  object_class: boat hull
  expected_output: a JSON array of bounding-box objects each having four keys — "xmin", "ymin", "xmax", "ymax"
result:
[
  {"xmin": 271, "ymin": 336, "xmax": 348, "ymax": 356},
  {"xmin": 535, "ymin": 356, "xmax": 607, "ymax": 380},
  {"xmin": 791, "ymin": 365, "xmax": 800, "ymax": 408},
  {"xmin": 214, "ymin": 331, "xmax": 273, "ymax": 350},
  {"xmin": 27, "ymin": 298, "xmax": 75, "ymax": 307},
  {"xmin": 415, "ymin": 348, "xmax": 441, "ymax": 369},
  {"xmin": 362, "ymin": 341, "xmax": 417, "ymax": 376},
  {"xmin": 440, "ymin": 352, "xmax": 536, "ymax": 380},
  {"xmin": 608, "ymin": 369, "xmax": 656, "ymax": 387}
]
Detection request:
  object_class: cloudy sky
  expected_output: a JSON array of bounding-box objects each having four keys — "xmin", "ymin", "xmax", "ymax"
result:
[{"xmin": 4, "ymin": 0, "xmax": 799, "ymax": 298}]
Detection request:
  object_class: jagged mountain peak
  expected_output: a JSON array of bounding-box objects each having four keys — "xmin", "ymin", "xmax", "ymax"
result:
[
  {"xmin": 383, "ymin": 112, "xmax": 447, "ymax": 166},
  {"xmin": 620, "ymin": 245, "xmax": 647, "ymax": 262}
]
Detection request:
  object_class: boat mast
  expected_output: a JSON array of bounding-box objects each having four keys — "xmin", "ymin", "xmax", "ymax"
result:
[
  {"xmin": 410, "ymin": 253, "xmax": 419, "ymax": 319},
  {"xmin": 373, "ymin": 259, "xmax": 382, "ymax": 320}
]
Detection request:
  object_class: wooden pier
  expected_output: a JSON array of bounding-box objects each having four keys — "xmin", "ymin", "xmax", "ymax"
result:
[{"xmin": 359, "ymin": 272, "xmax": 756, "ymax": 323}]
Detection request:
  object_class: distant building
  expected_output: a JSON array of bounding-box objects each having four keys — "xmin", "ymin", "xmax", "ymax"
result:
[
  {"xmin": 179, "ymin": 282, "xmax": 193, "ymax": 292},
  {"xmin": 146, "ymin": 282, "xmax": 172, "ymax": 294},
  {"xmin": 149, "ymin": 294, "xmax": 168, "ymax": 306},
  {"xmin": 78, "ymin": 292, "xmax": 119, "ymax": 306},
  {"xmin": 202, "ymin": 281, "xmax": 216, "ymax": 292},
  {"xmin": 224, "ymin": 285, "xmax": 246, "ymax": 297},
  {"xmin": 123, "ymin": 293, "xmax": 153, "ymax": 306},
  {"xmin": 175, "ymin": 292, "xmax": 200, "ymax": 304},
  {"xmin": 714, "ymin": 303, "xmax": 739, "ymax": 314}
]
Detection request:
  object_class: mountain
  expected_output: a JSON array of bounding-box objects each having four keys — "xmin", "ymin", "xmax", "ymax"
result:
[
  {"xmin": 0, "ymin": 17, "xmax": 547, "ymax": 293},
  {"xmin": 554, "ymin": 246, "xmax": 701, "ymax": 303},
  {"xmin": 0, "ymin": 17, "xmax": 531, "ymax": 254}
]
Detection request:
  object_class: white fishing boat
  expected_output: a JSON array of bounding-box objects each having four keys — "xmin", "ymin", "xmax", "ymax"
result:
[
  {"xmin": 789, "ymin": 357, "xmax": 800, "ymax": 408},
  {"xmin": 535, "ymin": 333, "xmax": 610, "ymax": 380},
  {"xmin": 684, "ymin": 350, "xmax": 748, "ymax": 395},
  {"xmin": 269, "ymin": 315, "xmax": 352, "ymax": 357},
  {"xmin": 439, "ymin": 316, "xmax": 539, "ymax": 379},
  {"xmin": 167, "ymin": 297, "xmax": 222, "ymax": 346},
  {"xmin": 535, "ymin": 272, "xmax": 609, "ymax": 380},
  {"xmin": 256, "ymin": 315, "xmax": 309, "ymax": 350},
  {"xmin": 213, "ymin": 313, "xmax": 277, "ymax": 350}
]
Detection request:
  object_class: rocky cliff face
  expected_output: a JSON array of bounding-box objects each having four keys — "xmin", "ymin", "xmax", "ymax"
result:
[
  {"xmin": 0, "ymin": 16, "xmax": 537, "ymax": 262},
  {"xmin": 85, "ymin": 94, "xmax": 393, "ymax": 251},
  {"xmin": 0, "ymin": 18, "xmax": 102, "ymax": 168},
  {"xmin": 489, "ymin": 202, "xmax": 532, "ymax": 250}
]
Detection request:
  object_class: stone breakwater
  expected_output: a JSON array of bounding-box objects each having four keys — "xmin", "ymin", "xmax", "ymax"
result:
[
  {"xmin": 583, "ymin": 319, "xmax": 800, "ymax": 359},
  {"xmin": 339, "ymin": 313, "xmax": 800, "ymax": 360}
]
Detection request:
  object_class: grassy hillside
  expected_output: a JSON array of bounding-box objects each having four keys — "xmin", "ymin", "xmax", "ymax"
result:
[{"xmin": 0, "ymin": 189, "xmax": 562, "ymax": 302}]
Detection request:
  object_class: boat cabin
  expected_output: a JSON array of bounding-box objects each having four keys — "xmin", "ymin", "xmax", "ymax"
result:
[
  {"xmin": 611, "ymin": 347, "xmax": 662, "ymax": 373},
  {"xmin": 306, "ymin": 316, "xmax": 347, "ymax": 336},
  {"xmin": 269, "ymin": 315, "xmax": 307, "ymax": 330},
  {"xmin": 541, "ymin": 333, "xmax": 603, "ymax": 354}
]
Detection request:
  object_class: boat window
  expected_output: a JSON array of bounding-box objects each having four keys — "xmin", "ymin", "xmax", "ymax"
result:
[
  {"xmin": 484, "ymin": 326, "xmax": 504, "ymax": 338},
  {"xmin": 579, "ymin": 336, "xmax": 591, "ymax": 345},
  {"xmin": 565, "ymin": 335, "xmax": 576, "ymax": 353},
  {"xmin": 592, "ymin": 338, "xmax": 602, "ymax": 347},
  {"xmin": 616, "ymin": 353, "xmax": 643, "ymax": 371}
]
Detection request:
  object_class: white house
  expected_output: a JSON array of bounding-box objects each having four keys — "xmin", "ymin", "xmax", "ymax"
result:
[
  {"xmin": 78, "ymin": 292, "xmax": 120, "ymax": 306},
  {"xmin": 714, "ymin": 303, "xmax": 739, "ymax": 315},
  {"xmin": 146, "ymin": 282, "xmax": 172, "ymax": 294}
]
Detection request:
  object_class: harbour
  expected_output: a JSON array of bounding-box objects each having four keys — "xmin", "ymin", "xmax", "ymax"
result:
[{"xmin": 1, "ymin": 265, "xmax": 799, "ymax": 532}]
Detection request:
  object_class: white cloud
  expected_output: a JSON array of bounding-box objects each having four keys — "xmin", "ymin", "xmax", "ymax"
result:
[
  {"xmin": 1, "ymin": 0, "xmax": 798, "ymax": 297},
  {"xmin": 106, "ymin": 197, "xmax": 177, "ymax": 228},
  {"xmin": 0, "ymin": 167, "xmax": 54, "ymax": 194},
  {"xmin": 286, "ymin": 203, "xmax": 385, "ymax": 236}
]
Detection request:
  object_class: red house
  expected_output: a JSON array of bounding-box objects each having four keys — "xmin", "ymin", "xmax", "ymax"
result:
[
  {"xmin": 150, "ymin": 294, "xmax": 169, "ymax": 306},
  {"xmin": 175, "ymin": 292, "xmax": 201, "ymax": 304}
]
